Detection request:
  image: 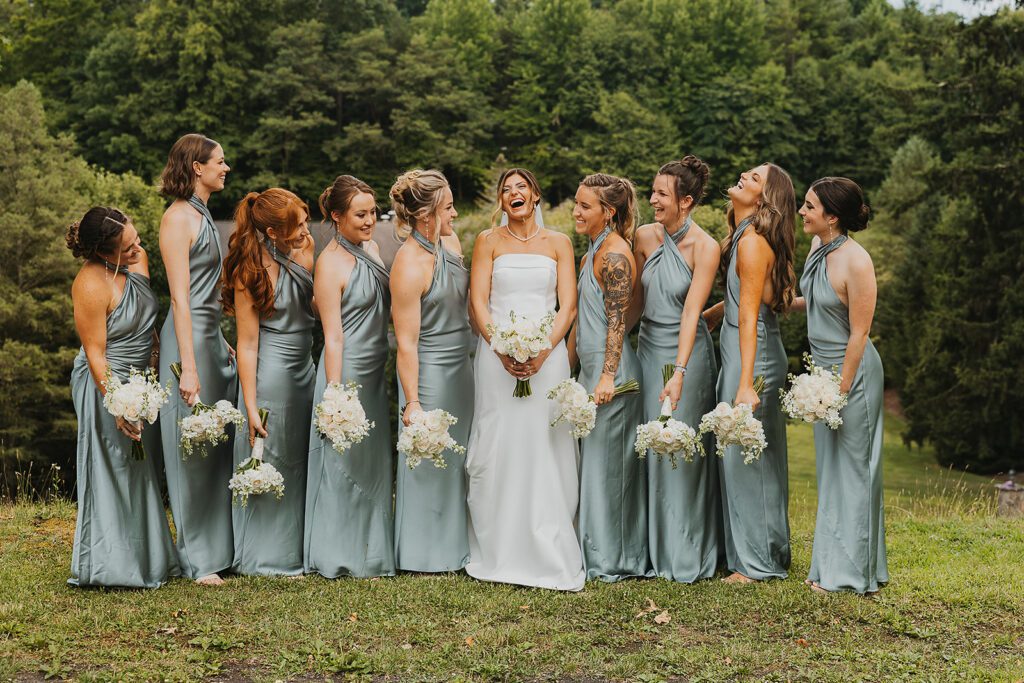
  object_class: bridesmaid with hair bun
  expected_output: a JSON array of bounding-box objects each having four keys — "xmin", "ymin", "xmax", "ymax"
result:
[{"xmin": 794, "ymin": 176, "xmax": 887, "ymax": 595}]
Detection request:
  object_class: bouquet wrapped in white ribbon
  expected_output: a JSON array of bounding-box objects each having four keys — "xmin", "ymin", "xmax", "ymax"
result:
[
  {"xmin": 699, "ymin": 376, "xmax": 767, "ymax": 464},
  {"xmin": 548, "ymin": 377, "xmax": 641, "ymax": 439},
  {"xmin": 102, "ymin": 366, "xmax": 170, "ymax": 460},
  {"xmin": 486, "ymin": 310, "xmax": 555, "ymax": 397},
  {"xmin": 397, "ymin": 408, "xmax": 465, "ymax": 469},
  {"xmin": 635, "ymin": 396, "xmax": 701, "ymax": 469},
  {"xmin": 314, "ymin": 382, "xmax": 373, "ymax": 454},
  {"xmin": 229, "ymin": 408, "xmax": 285, "ymax": 505},
  {"xmin": 780, "ymin": 354, "xmax": 848, "ymax": 429}
]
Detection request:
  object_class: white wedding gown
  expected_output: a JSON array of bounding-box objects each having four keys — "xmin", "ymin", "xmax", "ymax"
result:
[{"xmin": 465, "ymin": 254, "xmax": 586, "ymax": 591}]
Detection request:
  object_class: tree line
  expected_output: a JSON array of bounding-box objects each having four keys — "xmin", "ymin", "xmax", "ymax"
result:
[{"xmin": 0, "ymin": 0, "xmax": 1021, "ymax": 486}]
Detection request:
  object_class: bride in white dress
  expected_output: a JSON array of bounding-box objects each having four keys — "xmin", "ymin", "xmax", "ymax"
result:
[{"xmin": 466, "ymin": 168, "xmax": 585, "ymax": 591}]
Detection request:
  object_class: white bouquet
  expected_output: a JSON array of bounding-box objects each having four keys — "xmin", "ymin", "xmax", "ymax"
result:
[
  {"xmin": 229, "ymin": 408, "xmax": 285, "ymax": 506},
  {"xmin": 178, "ymin": 399, "xmax": 245, "ymax": 459},
  {"xmin": 635, "ymin": 397, "xmax": 701, "ymax": 469},
  {"xmin": 102, "ymin": 366, "xmax": 170, "ymax": 460},
  {"xmin": 171, "ymin": 362, "xmax": 245, "ymax": 459},
  {"xmin": 315, "ymin": 382, "xmax": 373, "ymax": 454},
  {"xmin": 397, "ymin": 409, "xmax": 465, "ymax": 469},
  {"xmin": 548, "ymin": 378, "xmax": 641, "ymax": 439},
  {"xmin": 486, "ymin": 310, "xmax": 555, "ymax": 397},
  {"xmin": 780, "ymin": 353, "xmax": 848, "ymax": 429},
  {"xmin": 699, "ymin": 376, "xmax": 768, "ymax": 464}
]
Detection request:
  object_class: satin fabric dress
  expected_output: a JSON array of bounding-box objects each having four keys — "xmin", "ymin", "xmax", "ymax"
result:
[
  {"xmin": 465, "ymin": 253, "xmax": 585, "ymax": 591},
  {"xmin": 304, "ymin": 236, "xmax": 395, "ymax": 578},
  {"xmin": 802, "ymin": 236, "xmax": 888, "ymax": 594},
  {"xmin": 395, "ymin": 231, "xmax": 473, "ymax": 572},
  {"xmin": 637, "ymin": 219, "xmax": 722, "ymax": 582},
  {"xmin": 158, "ymin": 195, "xmax": 237, "ymax": 579},
  {"xmin": 576, "ymin": 228, "xmax": 650, "ymax": 582},
  {"xmin": 70, "ymin": 266, "xmax": 179, "ymax": 588},
  {"xmin": 231, "ymin": 242, "xmax": 315, "ymax": 576},
  {"xmin": 716, "ymin": 217, "xmax": 791, "ymax": 580}
]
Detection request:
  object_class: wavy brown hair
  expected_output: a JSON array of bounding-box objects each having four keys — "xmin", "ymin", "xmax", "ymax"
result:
[
  {"xmin": 580, "ymin": 172, "xmax": 639, "ymax": 244},
  {"xmin": 723, "ymin": 163, "xmax": 796, "ymax": 314},
  {"xmin": 159, "ymin": 133, "xmax": 219, "ymax": 200},
  {"xmin": 222, "ymin": 188, "xmax": 308, "ymax": 319}
]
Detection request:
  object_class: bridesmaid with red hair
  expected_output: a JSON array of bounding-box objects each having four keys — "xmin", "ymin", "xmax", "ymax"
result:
[{"xmin": 222, "ymin": 188, "xmax": 315, "ymax": 576}]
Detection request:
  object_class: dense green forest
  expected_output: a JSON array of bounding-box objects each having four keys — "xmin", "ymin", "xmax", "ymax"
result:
[{"xmin": 0, "ymin": 0, "xmax": 1021, "ymax": 487}]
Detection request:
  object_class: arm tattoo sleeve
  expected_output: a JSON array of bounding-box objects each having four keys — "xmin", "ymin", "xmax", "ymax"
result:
[{"xmin": 602, "ymin": 251, "xmax": 632, "ymax": 376}]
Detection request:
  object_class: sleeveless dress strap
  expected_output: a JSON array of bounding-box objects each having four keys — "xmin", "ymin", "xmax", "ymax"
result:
[
  {"xmin": 261, "ymin": 237, "xmax": 313, "ymax": 292},
  {"xmin": 411, "ymin": 229, "xmax": 449, "ymax": 282},
  {"xmin": 585, "ymin": 226, "xmax": 613, "ymax": 275},
  {"xmin": 803, "ymin": 235, "xmax": 848, "ymax": 277},
  {"xmin": 336, "ymin": 234, "xmax": 390, "ymax": 288},
  {"xmin": 187, "ymin": 194, "xmax": 223, "ymax": 263}
]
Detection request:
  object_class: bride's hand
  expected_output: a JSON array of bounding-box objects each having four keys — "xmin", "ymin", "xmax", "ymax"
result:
[
  {"xmin": 514, "ymin": 348, "xmax": 551, "ymax": 378},
  {"xmin": 495, "ymin": 352, "xmax": 521, "ymax": 378}
]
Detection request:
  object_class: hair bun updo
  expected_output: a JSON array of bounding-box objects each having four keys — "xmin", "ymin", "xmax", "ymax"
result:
[
  {"xmin": 388, "ymin": 169, "xmax": 448, "ymax": 238},
  {"xmin": 658, "ymin": 154, "xmax": 711, "ymax": 204},
  {"xmin": 65, "ymin": 207, "xmax": 130, "ymax": 260},
  {"xmin": 809, "ymin": 176, "xmax": 870, "ymax": 234}
]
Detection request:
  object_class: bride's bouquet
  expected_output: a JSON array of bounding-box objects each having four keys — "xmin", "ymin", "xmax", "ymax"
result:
[
  {"xmin": 314, "ymin": 381, "xmax": 374, "ymax": 454},
  {"xmin": 229, "ymin": 408, "xmax": 285, "ymax": 506},
  {"xmin": 102, "ymin": 366, "xmax": 170, "ymax": 460},
  {"xmin": 780, "ymin": 354, "xmax": 848, "ymax": 429},
  {"xmin": 486, "ymin": 310, "xmax": 555, "ymax": 397},
  {"xmin": 548, "ymin": 378, "xmax": 640, "ymax": 439},
  {"xmin": 699, "ymin": 376, "xmax": 767, "ymax": 465},
  {"xmin": 397, "ymin": 409, "xmax": 465, "ymax": 469}
]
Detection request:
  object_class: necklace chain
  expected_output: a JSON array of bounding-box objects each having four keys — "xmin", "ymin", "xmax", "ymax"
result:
[{"xmin": 504, "ymin": 223, "xmax": 541, "ymax": 243}]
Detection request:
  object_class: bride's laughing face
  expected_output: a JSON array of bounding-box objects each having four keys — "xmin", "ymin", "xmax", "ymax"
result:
[
  {"xmin": 573, "ymin": 184, "xmax": 607, "ymax": 235},
  {"xmin": 501, "ymin": 173, "xmax": 538, "ymax": 222}
]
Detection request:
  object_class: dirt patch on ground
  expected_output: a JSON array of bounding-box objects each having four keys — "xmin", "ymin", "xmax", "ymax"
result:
[{"xmin": 32, "ymin": 516, "xmax": 75, "ymax": 545}]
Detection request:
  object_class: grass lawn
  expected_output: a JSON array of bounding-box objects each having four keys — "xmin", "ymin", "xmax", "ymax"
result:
[{"xmin": 1, "ymin": 414, "xmax": 1022, "ymax": 682}]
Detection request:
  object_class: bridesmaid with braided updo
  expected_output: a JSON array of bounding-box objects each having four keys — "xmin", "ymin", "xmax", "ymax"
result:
[
  {"xmin": 304, "ymin": 175, "xmax": 395, "ymax": 579},
  {"xmin": 67, "ymin": 207, "xmax": 178, "ymax": 588},
  {"xmin": 222, "ymin": 189, "xmax": 315, "ymax": 576},
  {"xmin": 157, "ymin": 134, "xmax": 237, "ymax": 586},
  {"xmin": 389, "ymin": 169, "xmax": 474, "ymax": 573},
  {"xmin": 794, "ymin": 177, "xmax": 887, "ymax": 595}
]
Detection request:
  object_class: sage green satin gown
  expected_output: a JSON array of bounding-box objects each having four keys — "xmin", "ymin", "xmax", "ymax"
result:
[
  {"xmin": 395, "ymin": 231, "xmax": 473, "ymax": 572},
  {"xmin": 231, "ymin": 243, "xmax": 315, "ymax": 576},
  {"xmin": 304, "ymin": 235, "xmax": 396, "ymax": 578},
  {"xmin": 802, "ymin": 236, "xmax": 888, "ymax": 594},
  {"xmin": 159, "ymin": 195, "xmax": 237, "ymax": 579},
  {"xmin": 70, "ymin": 266, "xmax": 179, "ymax": 588},
  {"xmin": 717, "ymin": 217, "xmax": 791, "ymax": 580},
  {"xmin": 637, "ymin": 219, "xmax": 722, "ymax": 582},
  {"xmin": 577, "ymin": 228, "xmax": 650, "ymax": 582}
]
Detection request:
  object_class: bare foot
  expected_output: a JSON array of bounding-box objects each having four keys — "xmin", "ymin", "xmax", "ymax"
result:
[
  {"xmin": 809, "ymin": 581, "xmax": 831, "ymax": 594},
  {"xmin": 722, "ymin": 572, "xmax": 757, "ymax": 584},
  {"xmin": 196, "ymin": 573, "xmax": 224, "ymax": 586},
  {"xmin": 286, "ymin": 574, "xmax": 306, "ymax": 581}
]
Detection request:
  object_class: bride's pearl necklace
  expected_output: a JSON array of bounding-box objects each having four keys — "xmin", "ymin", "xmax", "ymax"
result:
[{"xmin": 504, "ymin": 223, "xmax": 541, "ymax": 242}]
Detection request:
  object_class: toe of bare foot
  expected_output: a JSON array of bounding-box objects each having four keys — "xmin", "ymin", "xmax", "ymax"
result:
[
  {"xmin": 809, "ymin": 582, "xmax": 831, "ymax": 594},
  {"xmin": 196, "ymin": 574, "xmax": 224, "ymax": 586},
  {"xmin": 722, "ymin": 572, "xmax": 757, "ymax": 585}
]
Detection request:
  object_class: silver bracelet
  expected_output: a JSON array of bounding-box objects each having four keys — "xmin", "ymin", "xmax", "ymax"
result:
[{"xmin": 674, "ymin": 364, "xmax": 687, "ymax": 375}]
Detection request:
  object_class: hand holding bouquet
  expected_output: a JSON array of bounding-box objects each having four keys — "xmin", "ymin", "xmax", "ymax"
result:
[
  {"xmin": 229, "ymin": 408, "xmax": 285, "ymax": 506},
  {"xmin": 314, "ymin": 382, "xmax": 373, "ymax": 454},
  {"xmin": 699, "ymin": 376, "xmax": 768, "ymax": 464},
  {"xmin": 397, "ymin": 409, "xmax": 465, "ymax": 469},
  {"xmin": 486, "ymin": 310, "xmax": 555, "ymax": 397},
  {"xmin": 171, "ymin": 363, "xmax": 245, "ymax": 459},
  {"xmin": 635, "ymin": 371, "xmax": 701, "ymax": 469},
  {"xmin": 102, "ymin": 366, "xmax": 170, "ymax": 460},
  {"xmin": 780, "ymin": 354, "xmax": 848, "ymax": 429},
  {"xmin": 548, "ymin": 378, "xmax": 640, "ymax": 439}
]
